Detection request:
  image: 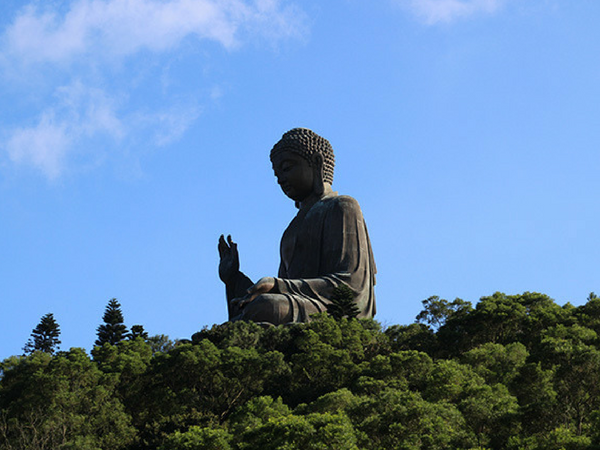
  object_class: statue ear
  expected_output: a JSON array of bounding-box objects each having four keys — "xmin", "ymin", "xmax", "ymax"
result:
[{"xmin": 311, "ymin": 153, "xmax": 325, "ymax": 196}]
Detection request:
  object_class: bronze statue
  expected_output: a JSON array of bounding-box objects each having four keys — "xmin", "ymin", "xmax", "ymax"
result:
[{"xmin": 218, "ymin": 128, "xmax": 376, "ymax": 324}]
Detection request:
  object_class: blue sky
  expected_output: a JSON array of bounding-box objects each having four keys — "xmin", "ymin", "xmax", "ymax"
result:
[{"xmin": 2, "ymin": 0, "xmax": 599, "ymax": 359}]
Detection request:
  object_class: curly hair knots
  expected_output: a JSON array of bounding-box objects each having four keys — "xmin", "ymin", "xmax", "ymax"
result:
[{"xmin": 270, "ymin": 128, "xmax": 335, "ymax": 184}]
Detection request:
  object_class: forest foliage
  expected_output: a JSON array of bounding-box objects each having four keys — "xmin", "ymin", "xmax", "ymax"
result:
[{"xmin": 3, "ymin": 292, "xmax": 600, "ymax": 450}]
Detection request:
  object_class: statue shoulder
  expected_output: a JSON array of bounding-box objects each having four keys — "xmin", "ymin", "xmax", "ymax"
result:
[
  {"xmin": 335, "ymin": 194, "xmax": 361, "ymax": 207},
  {"xmin": 321, "ymin": 194, "xmax": 364, "ymax": 216}
]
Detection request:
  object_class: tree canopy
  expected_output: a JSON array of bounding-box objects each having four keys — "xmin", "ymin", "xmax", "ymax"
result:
[{"xmin": 3, "ymin": 291, "xmax": 600, "ymax": 450}]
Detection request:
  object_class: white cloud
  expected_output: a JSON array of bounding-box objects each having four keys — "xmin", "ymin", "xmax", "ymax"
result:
[
  {"xmin": 6, "ymin": 115, "xmax": 71, "ymax": 180},
  {"xmin": 3, "ymin": 81, "xmax": 205, "ymax": 178},
  {"xmin": 0, "ymin": 0, "xmax": 306, "ymax": 179},
  {"xmin": 4, "ymin": 0, "xmax": 305, "ymax": 65},
  {"xmin": 396, "ymin": 0, "xmax": 507, "ymax": 24},
  {"xmin": 5, "ymin": 82, "xmax": 123, "ymax": 179}
]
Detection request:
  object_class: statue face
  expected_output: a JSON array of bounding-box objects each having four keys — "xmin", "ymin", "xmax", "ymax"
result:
[{"xmin": 271, "ymin": 151, "xmax": 315, "ymax": 202}]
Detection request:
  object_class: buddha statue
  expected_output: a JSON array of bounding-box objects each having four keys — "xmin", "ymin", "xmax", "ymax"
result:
[{"xmin": 218, "ymin": 128, "xmax": 376, "ymax": 324}]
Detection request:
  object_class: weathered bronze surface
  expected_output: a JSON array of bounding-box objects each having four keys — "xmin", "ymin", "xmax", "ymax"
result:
[{"xmin": 218, "ymin": 128, "xmax": 376, "ymax": 324}]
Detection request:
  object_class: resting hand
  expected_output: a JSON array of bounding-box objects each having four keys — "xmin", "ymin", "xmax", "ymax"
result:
[
  {"xmin": 218, "ymin": 234, "xmax": 240, "ymax": 283},
  {"xmin": 248, "ymin": 277, "xmax": 275, "ymax": 296},
  {"xmin": 231, "ymin": 277, "xmax": 275, "ymax": 309}
]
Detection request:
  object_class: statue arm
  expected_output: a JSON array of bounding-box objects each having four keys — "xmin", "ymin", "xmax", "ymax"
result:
[
  {"xmin": 225, "ymin": 271, "xmax": 254, "ymax": 301},
  {"xmin": 218, "ymin": 234, "xmax": 254, "ymax": 317}
]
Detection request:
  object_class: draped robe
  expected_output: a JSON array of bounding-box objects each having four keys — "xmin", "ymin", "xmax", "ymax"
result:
[{"xmin": 227, "ymin": 191, "xmax": 376, "ymax": 324}]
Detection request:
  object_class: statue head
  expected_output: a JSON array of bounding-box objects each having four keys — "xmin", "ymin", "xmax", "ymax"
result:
[{"xmin": 270, "ymin": 128, "xmax": 335, "ymax": 185}]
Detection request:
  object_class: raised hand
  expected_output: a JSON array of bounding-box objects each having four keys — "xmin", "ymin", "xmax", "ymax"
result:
[{"xmin": 218, "ymin": 234, "xmax": 240, "ymax": 283}]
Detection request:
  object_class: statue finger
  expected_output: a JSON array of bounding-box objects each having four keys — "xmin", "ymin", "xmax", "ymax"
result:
[
  {"xmin": 227, "ymin": 235, "xmax": 239, "ymax": 257},
  {"xmin": 238, "ymin": 298, "xmax": 250, "ymax": 308},
  {"xmin": 218, "ymin": 234, "xmax": 228, "ymax": 256},
  {"xmin": 232, "ymin": 294, "xmax": 252, "ymax": 308}
]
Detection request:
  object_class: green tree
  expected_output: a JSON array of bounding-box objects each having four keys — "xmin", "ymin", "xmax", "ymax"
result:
[
  {"xmin": 384, "ymin": 323, "xmax": 437, "ymax": 354},
  {"xmin": 327, "ymin": 285, "xmax": 360, "ymax": 320},
  {"xmin": 358, "ymin": 351, "xmax": 433, "ymax": 395},
  {"xmin": 346, "ymin": 388, "xmax": 472, "ymax": 450},
  {"xmin": 133, "ymin": 341, "xmax": 289, "ymax": 449},
  {"xmin": 147, "ymin": 334, "xmax": 175, "ymax": 354},
  {"xmin": 192, "ymin": 321, "xmax": 265, "ymax": 350},
  {"xmin": 9, "ymin": 290, "xmax": 600, "ymax": 449},
  {"xmin": 237, "ymin": 412, "xmax": 359, "ymax": 450},
  {"xmin": 159, "ymin": 426, "xmax": 233, "ymax": 450},
  {"xmin": 130, "ymin": 324, "xmax": 149, "ymax": 340},
  {"xmin": 423, "ymin": 359, "xmax": 520, "ymax": 449},
  {"xmin": 538, "ymin": 325, "xmax": 600, "ymax": 436},
  {"xmin": 286, "ymin": 315, "xmax": 375, "ymax": 405},
  {"xmin": 23, "ymin": 313, "xmax": 61, "ymax": 355},
  {"xmin": 458, "ymin": 383, "xmax": 520, "ymax": 449},
  {"xmin": 96, "ymin": 298, "xmax": 129, "ymax": 346},
  {"xmin": 229, "ymin": 396, "xmax": 292, "ymax": 436},
  {"xmin": 0, "ymin": 348, "xmax": 135, "ymax": 449},
  {"xmin": 416, "ymin": 296, "xmax": 472, "ymax": 331},
  {"xmin": 435, "ymin": 292, "xmax": 567, "ymax": 357},
  {"xmin": 91, "ymin": 337, "xmax": 153, "ymax": 385},
  {"xmin": 511, "ymin": 362, "xmax": 558, "ymax": 438},
  {"xmin": 510, "ymin": 426, "xmax": 592, "ymax": 450},
  {"xmin": 574, "ymin": 292, "xmax": 600, "ymax": 336},
  {"xmin": 461, "ymin": 342, "xmax": 529, "ymax": 386}
]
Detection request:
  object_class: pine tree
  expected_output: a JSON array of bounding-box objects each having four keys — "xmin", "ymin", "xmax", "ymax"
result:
[
  {"xmin": 23, "ymin": 313, "xmax": 61, "ymax": 354},
  {"xmin": 96, "ymin": 298, "xmax": 129, "ymax": 346},
  {"xmin": 129, "ymin": 324, "xmax": 149, "ymax": 340},
  {"xmin": 326, "ymin": 285, "xmax": 360, "ymax": 320}
]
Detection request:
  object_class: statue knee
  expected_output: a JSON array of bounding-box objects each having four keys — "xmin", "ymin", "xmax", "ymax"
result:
[{"xmin": 242, "ymin": 294, "xmax": 291, "ymax": 325}]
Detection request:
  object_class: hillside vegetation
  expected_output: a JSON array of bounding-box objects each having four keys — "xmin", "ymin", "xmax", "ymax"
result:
[{"xmin": 2, "ymin": 292, "xmax": 600, "ymax": 450}]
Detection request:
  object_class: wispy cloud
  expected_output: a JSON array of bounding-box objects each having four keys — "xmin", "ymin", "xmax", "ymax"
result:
[
  {"xmin": 396, "ymin": 0, "xmax": 508, "ymax": 24},
  {"xmin": 6, "ymin": 116, "xmax": 71, "ymax": 180},
  {"xmin": 1, "ymin": 0, "xmax": 306, "ymax": 178},
  {"xmin": 137, "ymin": 105, "xmax": 202, "ymax": 147},
  {"xmin": 5, "ymin": 82, "xmax": 124, "ymax": 179},
  {"xmin": 4, "ymin": 0, "xmax": 306, "ymax": 65}
]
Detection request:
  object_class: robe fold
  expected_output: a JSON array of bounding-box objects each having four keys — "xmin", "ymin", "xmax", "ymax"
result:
[{"xmin": 227, "ymin": 191, "xmax": 376, "ymax": 323}]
